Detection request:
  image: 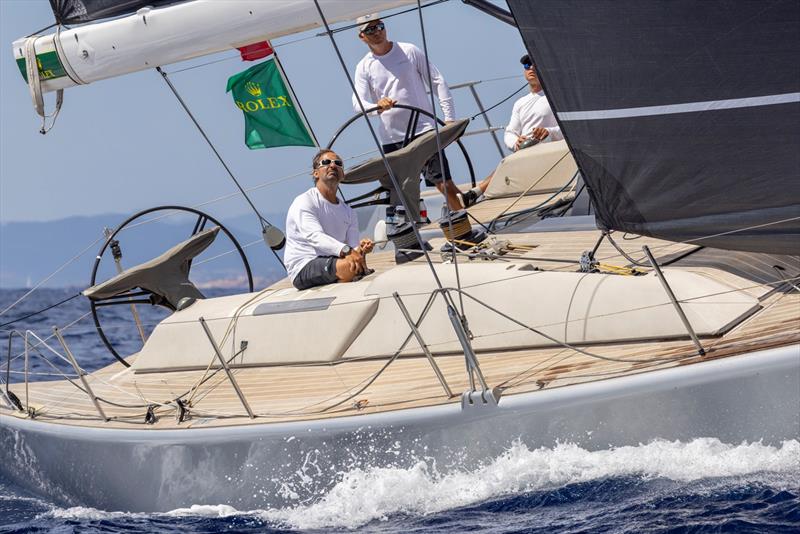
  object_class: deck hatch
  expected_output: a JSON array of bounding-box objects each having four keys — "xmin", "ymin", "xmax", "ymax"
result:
[{"xmin": 253, "ymin": 297, "xmax": 336, "ymax": 315}]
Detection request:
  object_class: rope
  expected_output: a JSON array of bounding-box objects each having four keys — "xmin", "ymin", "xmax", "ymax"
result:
[
  {"xmin": 0, "ymin": 293, "xmax": 82, "ymax": 329},
  {"xmin": 23, "ymin": 35, "xmax": 64, "ymax": 134},
  {"xmin": 449, "ymin": 288, "xmax": 705, "ymax": 364},
  {"xmin": 162, "ymin": 1, "xmax": 453, "ymax": 76},
  {"xmin": 470, "ymin": 83, "xmax": 527, "ymax": 120},
  {"xmin": 12, "ymin": 274, "xmax": 797, "ymax": 421},
  {"xmin": 0, "ymin": 235, "xmax": 105, "ymax": 318},
  {"xmin": 487, "ymin": 173, "xmax": 577, "ymax": 233},
  {"xmin": 155, "ymin": 67, "xmax": 286, "ymax": 270},
  {"xmin": 312, "ymin": 0, "xmax": 451, "ymax": 302},
  {"xmin": 415, "ymin": 0, "xmax": 467, "ymax": 317}
]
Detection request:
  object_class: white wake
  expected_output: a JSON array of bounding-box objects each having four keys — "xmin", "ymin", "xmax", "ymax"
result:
[{"xmin": 43, "ymin": 438, "xmax": 800, "ymax": 530}]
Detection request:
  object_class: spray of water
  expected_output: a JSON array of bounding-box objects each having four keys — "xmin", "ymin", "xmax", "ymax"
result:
[{"xmin": 42, "ymin": 438, "xmax": 800, "ymax": 530}]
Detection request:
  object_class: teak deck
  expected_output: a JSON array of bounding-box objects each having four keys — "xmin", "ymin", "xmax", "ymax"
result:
[{"xmin": 5, "ymin": 194, "xmax": 799, "ymax": 430}]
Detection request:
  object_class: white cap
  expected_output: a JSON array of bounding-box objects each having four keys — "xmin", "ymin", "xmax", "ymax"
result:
[{"xmin": 356, "ymin": 13, "xmax": 381, "ymax": 32}]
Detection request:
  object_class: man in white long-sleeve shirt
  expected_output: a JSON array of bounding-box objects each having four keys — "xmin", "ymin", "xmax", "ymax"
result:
[
  {"xmin": 352, "ymin": 14, "xmax": 464, "ymax": 212},
  {"xmin": 458, "ymin": 54, "xmax": 564, "ymax": 208},
  {"xmin": 284, "ymin": 149, "xmax": 374, "ymax": 290}
]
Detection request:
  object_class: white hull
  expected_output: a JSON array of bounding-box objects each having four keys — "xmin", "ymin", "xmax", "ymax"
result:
[{"xmin": 2, "ymin": 346, "xmax": 797, "ymax": 512}]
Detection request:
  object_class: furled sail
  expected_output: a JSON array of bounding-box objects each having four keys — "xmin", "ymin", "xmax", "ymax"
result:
[
  {"xmin": 507, "ymin": 0, "xmax": 800, "ymax": 254},
  {"xmin": 15, "ymin": 1, "xmax": 416, "ymax": 95}
]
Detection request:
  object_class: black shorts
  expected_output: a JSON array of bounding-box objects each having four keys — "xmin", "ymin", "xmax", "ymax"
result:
[
  {"xmin": 292, "ymin": 256, "xmax": 338, "ymax": 290},
  {"xmin": 382, "ymin": 140, "xmax": 452, "ymax": 187}
]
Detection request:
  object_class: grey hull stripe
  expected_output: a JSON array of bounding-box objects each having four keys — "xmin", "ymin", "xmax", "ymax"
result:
[{"xmin": 558, "ymin": 93, "xmax": 800, "ymax": 121}]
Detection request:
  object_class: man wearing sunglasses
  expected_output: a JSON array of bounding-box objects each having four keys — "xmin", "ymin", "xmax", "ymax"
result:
[
  {"xmin": 352, "ymin": 13, "xmax": 465, "ymax": 213},
  {"xmin": 284, "ymin": 149, "xmax": 374, "ymax": 290},
  {"xmin": 458, "ymin": 54, "xmax": 564, "ymax": 208}
]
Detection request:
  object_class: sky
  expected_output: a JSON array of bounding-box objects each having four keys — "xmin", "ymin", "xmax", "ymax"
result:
[{"xmin": 0, "ymin": 0, "xmax": 527, "ymax": 226}]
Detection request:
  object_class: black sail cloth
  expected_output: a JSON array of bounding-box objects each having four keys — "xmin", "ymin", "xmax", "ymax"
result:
[
  {"xmin": 506, "ymin": 0, "xmax": 800, "ymax": 254},
  {"xmin": 49, "ymin": 0, "xmax": 182, "ymax": 24}
]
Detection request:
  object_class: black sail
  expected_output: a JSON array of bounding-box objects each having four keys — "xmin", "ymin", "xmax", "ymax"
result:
[
  {"xmin": 49, "ymin": 0, "xmax": 182, "ymax": 24},
  {"xmin": 506, "ymin": 0, "xmax": 800, "ymax": 254}
]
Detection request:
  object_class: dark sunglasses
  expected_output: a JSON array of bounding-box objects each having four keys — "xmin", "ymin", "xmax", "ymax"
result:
[
  {"xmin": 523, "ymin": 63, "xmax": 534, "ymax": 71},
  {"xmin": 362, "ymin": 22, "xmax": 385, "ymax": 36},
  {"xmin": 318, "ymin": 158, "xmax": 343, "ymax": 168}
]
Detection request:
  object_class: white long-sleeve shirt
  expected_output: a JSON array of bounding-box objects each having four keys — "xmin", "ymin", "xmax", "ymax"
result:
[
  {"xmin": 504, "ymin": 91, "xmax": 563, "ymax": 151},
  {"xmin": 353, "ymin": 42, "xmax": 455, "ymax": 144},
  {"xmin": 284, "ymin": 187, "xmax": 360, "ymax": 283}
]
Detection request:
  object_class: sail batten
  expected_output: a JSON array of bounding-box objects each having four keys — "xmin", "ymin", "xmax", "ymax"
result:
[
  {"xmin": 507, "ymin": 0, "xmax": 800, "ymax": 254},
  {"xmin": 558, "ymin": 93, "xmax": 800, "ymax": 121}
]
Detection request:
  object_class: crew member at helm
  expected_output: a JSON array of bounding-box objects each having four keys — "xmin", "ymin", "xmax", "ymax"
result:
[
  {"xmin": 352, "ymin": 13, "xmax": 467, "ymax": 213},
  {"xmin": 284, "ymin": 149, "xmax": 374, "ymax": 290}
]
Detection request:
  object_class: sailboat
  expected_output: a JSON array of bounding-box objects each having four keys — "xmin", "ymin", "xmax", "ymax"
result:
[{"xmin": 1, "ymin": 0, "xmax": 798, "ymax": 513}]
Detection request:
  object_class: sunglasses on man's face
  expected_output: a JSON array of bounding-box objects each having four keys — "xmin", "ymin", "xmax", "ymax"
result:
[
  {"xmin": 523, "ymin": 63, "xmax": 535, "ymax": 71},
  {"xmin": 362, "ymin": 22, "xmax": 385, "ymax": 36},
  {"xmin": 318, "ymin": 158, "xmax": 344, "ymax": 169}
]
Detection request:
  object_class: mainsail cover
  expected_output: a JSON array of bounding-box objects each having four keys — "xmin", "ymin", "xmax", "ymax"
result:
[
  {"xmin": 507, "ymin": 0, "xmax": 800, "ymax": 254},
  {"xmin": 49, "ymin": 0, "xmax": 182, "ymax": 24}
]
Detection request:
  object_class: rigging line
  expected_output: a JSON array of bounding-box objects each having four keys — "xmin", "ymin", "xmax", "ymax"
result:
[
  {"xmin": 323, "ymin": 0, "xmax": 452, "ymax": 35},
  {"xmin": 606, "ymin": 231, "xmax": 650, "ymax": 267},
  {"xmin": 191, "ymin": 238, "xmax": 261, "ymax": 267},
  {"xmin": 3, "ymin": 311, "xmax": 93, "ymax": 366},
  {"xmin": 155, "ymin": 67, "xmax": 286, "ymax": 271},
  {"xmin": 449, "ymin": 287, "xmax": 694, "ymax": 364},
  {"xmin": 165, "ymin": 53, "xmax": 240, "ymax": 75},
  {"xmin": 487, "ymin": 153, "xmax": 572, "ymax": 230},
  {"xmin": 119, "ymin": 149, "xmax": 379, "ymax": 236},
  {"xmin": 189, "ymin": 149, "xmax": 379, "ymax": 208},
  {"xmin": 489, "ymin": 184, "xmax": 577, "ymax": 233},
  {"xmin": 415, "ymin": 0, "xmax": 465, "ymax": 316},
  {"xmin": 312, "ymin": 1, "xmax": 449, "ymax": 297},
  {"xmin": 25, "ymin": 22, "xmax": 58, "ymax": 38},
  {"xmin": 679, "ymin": 215, "xmax": 800, "ymax": 247},
  {"xmin": 0, "ymin": 234, "xmax": 105, "ymax": 318},
  {"xmin": 163, "ymin": 1, "xmax": 451, "ymax": 76},
  {"xmin": 184, "ymin": 288, "xmax": 271, "ymax": 405},
  {"xmin": 296, "ymin": 293, "xmax": 443, "ymax": 414},
  {"xmin": 470, "ymin": 83, "xmax": 527, "ymax": 120},
  {"xmin": 598, "ymin": 216, "xmax": 800, "ymax": 265},
  {"xmin": 0, "ymin": 293, "xmax": 82, "ymax": 329}
]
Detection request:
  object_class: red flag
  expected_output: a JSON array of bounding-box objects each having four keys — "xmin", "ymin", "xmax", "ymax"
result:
[{"xmin": 237, "ymin": 41, "xmax": 273, "ymax": 61}]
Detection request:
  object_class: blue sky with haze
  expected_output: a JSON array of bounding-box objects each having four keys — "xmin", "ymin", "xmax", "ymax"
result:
[{"xmin": 1, "ymin": 0, "xmax": 526, "ymax": 225}]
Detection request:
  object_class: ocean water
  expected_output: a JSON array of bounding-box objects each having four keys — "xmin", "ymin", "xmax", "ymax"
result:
[{"xmin": 1, "ymin": 288, "xmax": 798, "ymax": 533}]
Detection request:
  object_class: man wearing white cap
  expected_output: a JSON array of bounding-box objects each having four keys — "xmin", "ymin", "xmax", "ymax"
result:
[{"xmin": 352, "ymin": 14, "xmax": 464, "ymax": 211}]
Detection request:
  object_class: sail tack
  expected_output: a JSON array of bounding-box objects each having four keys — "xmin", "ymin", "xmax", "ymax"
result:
[{"xmin": 507, "ymin": 0, "xmax": 800, "ymax": 254}]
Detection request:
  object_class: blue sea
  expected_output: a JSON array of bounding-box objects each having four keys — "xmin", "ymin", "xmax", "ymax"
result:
[{"xmin": 1, "ymin": 288, "xmax": 798, "ymax": 533}]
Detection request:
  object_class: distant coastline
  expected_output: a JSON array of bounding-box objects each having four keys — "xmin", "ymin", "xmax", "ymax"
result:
[{"xmin": 0, "ymin": 212, "xmax": 286, "ymax": 289}]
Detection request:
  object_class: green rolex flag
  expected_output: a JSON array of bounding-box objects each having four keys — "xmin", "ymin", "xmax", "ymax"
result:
[{"xmin": 226, "ymin": 59, "xmax": 316, "ymax": 149}]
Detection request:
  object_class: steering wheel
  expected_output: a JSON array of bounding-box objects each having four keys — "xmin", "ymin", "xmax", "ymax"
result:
[
  {"xmin": 328, "ymin": 104, "xmax": 476, "ymax": 193},
  {"xmin": 88, "ymin": 205, "xmax": 253, "ymax": 367}
]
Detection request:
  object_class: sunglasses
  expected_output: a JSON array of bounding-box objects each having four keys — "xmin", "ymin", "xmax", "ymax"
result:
[
  {"xmin": 361, "ymin": 22, "xmax": 385, "ymax": 36},
  {"xmin": 318, "ymin": 158, "xmax": 343, "ymax": 168},
  {"xmin": 523, "ymin": 63, "xmax": 534, "ymax": 71}
]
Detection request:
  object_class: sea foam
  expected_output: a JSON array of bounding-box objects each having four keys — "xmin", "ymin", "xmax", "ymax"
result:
[
  {"xmin": 39, "ymin": 438, "xmax": 800, "ymax": 530},
  {"xmin": 261, "ymin": 438, "xmax": 800, "ymax": 530}
]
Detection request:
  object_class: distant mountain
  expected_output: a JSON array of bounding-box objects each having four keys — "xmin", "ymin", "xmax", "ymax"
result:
[{"xmin": 0, "ymin": 211, "xmax": 287, "ymax": 289}]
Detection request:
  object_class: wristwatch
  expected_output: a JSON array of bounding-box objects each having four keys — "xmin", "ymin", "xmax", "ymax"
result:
[{"xmin": 340, "ymin": 245, "xmax": 352, "ymax": 257}]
